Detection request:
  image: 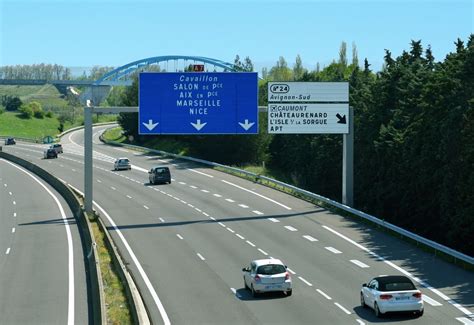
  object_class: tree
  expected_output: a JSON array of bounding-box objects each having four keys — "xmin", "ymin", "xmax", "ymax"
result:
[
  {"xmin": 4, "ymin": 96, "xmax": 22, "ymax": 111},
  {"xmin": 339, "ymin": 41, "xmax": 348, "ymax": 67},
  {"xmin": 293, "ymin": 55, "xmax": 305, "ymax": 80},
  {"xmin": 352, "ymin": 42, "xmax": 359, "ymax": 67}
]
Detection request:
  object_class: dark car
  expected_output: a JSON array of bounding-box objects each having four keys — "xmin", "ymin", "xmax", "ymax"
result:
[
  {"xmin": 50, "ymin": 143, "xmax": 63, "ymax": 154},
  {"xmin": 149, "ymin": 166, "xmax": 171, "ymax": 184},
  {"xmin": 4, "ymin": 137, "xmax": 16, "ymax": 145},
  {"xmin": 44, "ymin": 148, "xmax": 58, "ymax": 159}
]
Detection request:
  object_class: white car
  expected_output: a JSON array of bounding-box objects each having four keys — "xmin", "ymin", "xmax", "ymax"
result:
[
  {"xmin": 242, "ymin": 258, "xmax": 292, "ymax": 297},
  {"xmin": 114, "ymin": 157, "xmax": 131, "ymax": 170},
  {"xmin": 361, "ymin": 275, "xmax": 424, "ymax": 317}
]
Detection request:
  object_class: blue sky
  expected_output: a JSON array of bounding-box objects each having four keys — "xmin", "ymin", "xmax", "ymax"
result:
[{"xmin": 0, "ymin": 0, "xmax": 472, "ymax": 73}]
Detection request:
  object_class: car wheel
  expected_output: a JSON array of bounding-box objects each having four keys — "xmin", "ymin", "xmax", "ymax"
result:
[
  {"xmin": 360, "ymin": 293, "xmax": 366, "ymax": 308},
  {"xmin": 251, "ymin": 285, "xmax": 258, "ymax": 298},
  {"xmin": 374, "ymin": 302, "xmax": 383, "ymax": 318},
  {"xmin": 286, "ymin": 289, "xmax": 292, "ymax": 296}
]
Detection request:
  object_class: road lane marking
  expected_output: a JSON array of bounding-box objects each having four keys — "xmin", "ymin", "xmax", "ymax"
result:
[
  {"xmin": 325, "ymin": 247, "xmax": 342, "ymax": 254},
  {"xmin": 213, "ymin": 194, "xmax": 222, "ymax": 197},
  {"xmin": 126, "ymin": 195, "xmax": 132, "ymax": 199},
  {"xmin": 176, "ymin": 234, "xmax": 183, "ymax": 240},
  {"xmin": 143, "ymin": 205, "xmax": 149, "ymax": 210},
  {"xmin": 287, "ymin": 268, "xmax": 296, "ymax": 275},
  {"xmin": 236, "ymin": 234, "xmax": 245, "ymax": 240},
  {"xmin": 322, "ymin": 225, "xmax": 472, "ymax": 316},
  {"xmin": 258, "ymin": 248, "xmax": 268, "ymax": 256},
  {"xmin": 350, "ymin": 260, "xmax": 369, "ymax": 268},
  {"xmin": 187, "ymin": 204, "xmax": 194, "ymax": 208},
  {"xmin": 111, "ymin": 186, "xmax": 116, "ymax": 190},
  {"xmin": 159, "ymin": 218, "xmax": 165, "ymax": 222},
  {"xmin": 298, "ymin": 276, "xmax": 312, "ymax": 286},
  {"xmin": 97, "ymin": 179, "xmax": 102, "ymax": 183},
  {"xmin": 456, "ymin": 317, "xmax": 474, "ymax": 324},
  {"xmin": 5, "ymin": 248, "xmax": 11, "ymax": 254},
  {"xmin": 334, "ymin": 302, "xmax": 351, "ymax": 315},
  {"xmin": 13, "ymin": 213, "xmax": 16, "ymax": 217},
  {"xmin": 238, "ymin": 204, "xmax": 249, "ymax": 208},
  {"xmin": 11, "ymin": 228, "xmax": 15, "ymax": 233},
  {"xmin": 227, "ymin": 228, "xmax": 235, "ymax": 233},
  {"xmin": 13, "ymin": 201, "xmax": 16, "ymax": 205},
  {"xmin": 218, "ymin": 222, "xmax": 226, "ymax": 227},
  {"xmin": 267, "ymin": 218, "xmax": 280, "ymax": 223},
  {"xmin": 188, "ymin": 169, "xmax": 214, "ymax": 178},
  {"xmin": 303, "ymin": 235, "xmax": 318, "ymax": 242},
  {"xmin": 190, "ymin": 185, "xmax": 197, "ymax": 189},
  {"xmin": 3, "ymin": 160, "xmax": 75, "ymax": 325},
  {"xmin": 253, "ymin": 210, "xmax": 264, "ymax": 215},
  {"xmin": 246, "ymin": 240, "xmax": 256, "ymax": 247},
  {"xmin": 68, "ymin": 182, "xmax": 171, "ymax": 325},
  {"xmin": 221, "ymin": 180, "xmax": 292, "ymax": 210},
  {"xmin": 225, "ymin": 199, "xmax": 235, "ymax": 203},
  {"xmin": 202, "ymin": 212, "xmax": 209, "ymax": 217},
  {"xmin": 8, "ymin": 191, "xmax": 12, "ymax": 195},
  {"xmin": 201, "ymin": 189, "xmax": 209, "ymax": 193},
  {"xmin": 209, "ymin": 217, "xmax": 216, "ymax": 221},
  {"xmin": 423, "ymin": 295, "xmax": 442, "ymax": 306},
  {"xmin": 197, "ymin": 253, "xmax": 206, "ymax": 261},
  {"xmin": 316, "ymin": 289, "xmax": 332, "ymax": 300},
  {"xmin": 285, "ymin": 225, "xmax": 298, "ymax": 231},
  {"xmin": 179, "ymin": 182, "xmax": 186, "ymax": 185},
  {"xmin": 356, "ymin": 319, "xmax": 365, "ymax": 325}
]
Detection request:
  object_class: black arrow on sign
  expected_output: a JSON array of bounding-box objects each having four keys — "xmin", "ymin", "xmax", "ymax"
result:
[{"xmin": 336, "ymin": 113, "xmax": 346, "ymax": 124}]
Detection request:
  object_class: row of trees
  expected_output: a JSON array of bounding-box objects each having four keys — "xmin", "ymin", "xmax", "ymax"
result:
[
  {"xmin": 0, "ymin": 64, "xmax": 72, "ymax": 80},
  {"xmin": 116, "ymin": 36, "xmax": 474, "ymax": 256}
]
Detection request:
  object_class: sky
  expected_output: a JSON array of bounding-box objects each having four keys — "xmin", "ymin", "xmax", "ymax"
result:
[{"xmin": 0, "ymin": 0, "xmax": 472, "ymax": 74}]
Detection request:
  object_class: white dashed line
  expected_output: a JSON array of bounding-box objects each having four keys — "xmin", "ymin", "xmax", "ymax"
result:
[
  {"xmin": 246, "ymin": 240, "xmax": 256, "ymax": 247},
  {"xmin": 195, "ymin": 208, "xmax": 202, "ymax": 212},
  {"xmin": 143, "ymin": 205, "xmax": 149, "ymax": 210},
  {"xmin": 72, "ymin": 169, "xmax": 76, "ymax": 172},
  {"xmin": 159, "ymin": 218, "xmax": 165, "ymax": 223},
  {"xmin": 201, "ymin": 189, "xmax": 209, "ymax": 193},
  {"xmin": 176, "ymin": 234, "xmax": 183, "ymax": 240},
  {"xmin": 8, "ymin": 191, "xmax": 12, "ymax": 195},
  {"xmin": 316, "ymin": 289, "xmax": 332, "ymax": 300},
  {"xmin": 456, "ymin": 317, "xmax": 474, "ymax": 324},
  {"xmin": 298, "ymin": 276, "xmax": 312, "ymax": 286},
  {"xmin": 5, "ymin": 248, "xmax": 11, "ymax": 255},
  {"xmin": 236, "ymin": 234, "xmax": 245, "ymax": 240},
  {"xmin": 180, "ymin": 200, "xmax": 187, "ymax": 204},
  {"xmin": 13, "ymin": 201, "xmax": 16, "ymax": 205},
  {"xmin": 190, "ymin": 185, "xmax": 197, "ymax": 189},
  {"xmin": 325, "ymin": 247, "xmax": 342, "ymax": 254},
  {"xmin": 284, "ymin": 226, "xmax": 298, "ymax": 232},
  {"xmin": 187, "ymin": 204, "xmax": 194, "ymax": 208},
  {"xmin": 188, "ymin": 169, "xmax": 214, "ymax": 178},
  {"xmin": 126, "ymin": 195, "xmax": 132, "ymax": 199},
  {"xmin": 197, "ymin": 253, "xmax": 205, "ymax": 261},
  {"xmin": 111, "ymin": 186, "xmax": 116, "ymax": 190},
  {"xmin": 356, "ymin": 319, "xmax": 365, "ymax": 325},
  {"xmin": 179, "ymin": 182, "xmax": 186, "ymax": 185},
  {"xmin": 350, "ymin": 260, "xmax": 369, "ymax": 268},
  {"xmin": 13, "ymin": 213, "xmax": 16, "ymax": 217},
  {"xmin": 209, "ymin": 217, "xmax": 216, "ymax": 221},
  {"xmin": 258, "ymin": 248, "xmax": 268, "ymax": 256},
  {"xmin": 213, "ymin": 194, "xmax": 222, "ymax": 198},
  {"xmin": 268, "ymin": 218, "xmax": 280, "ymax": 223},
  {"xmin": 218, "ymin": 222, "xmax": 226, "ymax": 227},
  {"xmin": 203, "ymin": 212, "xmax": 209, "ymax": 217},
  {"xmin": 303, "ymin": 235, "xmax": 318, "ymax": 242},
  {"xmin": 238, "ymin": 204, "xmax": 249, "ymax": 208},
  {"xmin": 11, "ymin": 228, "xmax": 15, "ymax": 233},
  {"xmin": 253, "ymin": 210, "xmax": 264, "ymax": 215},
  {"xmin": 334, "ymin": 302, "xmax": 351, "ymax": 315},
  {"xmin": 227, "ymin": 228, "xmax": 235, "ymax": 233},
  {"xmin": 423, "ymin": 295, "xmax": 442, "ymax": 306},
  {"xmin": 287, "ymin": 268, "xmax": 296, "ymax": 275},
  {"xmin": 225, "ymin": 198, "xmax": 235, "ymax": 203}
]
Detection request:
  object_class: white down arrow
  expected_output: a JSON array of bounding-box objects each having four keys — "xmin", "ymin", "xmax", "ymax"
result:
[
  {"xmin": 238, "ymin": 119, "xmax": 255, "ymax": 131},
  {"xmin": 191, "ymin": 119, "xmax": 207, "ymax": 131},
  {"xmin": 142, "ymin": 119, "xmax": 159, "ymax": 131}
]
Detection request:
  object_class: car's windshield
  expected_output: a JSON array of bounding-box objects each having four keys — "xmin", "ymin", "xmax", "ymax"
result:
[
  {"xmin": 256, "ymin": 264, "xmax": 286, "ymax": 275},
  {"xmin": 380, "ymin": 282, "xmax": 415, "ymax": 291}
]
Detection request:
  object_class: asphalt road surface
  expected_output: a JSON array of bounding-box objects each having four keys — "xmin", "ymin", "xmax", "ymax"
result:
[
  {"xmin": 0, "ymin": 158, "xmax": 90, "ymax": 324},
  {"xmin": 3, "ymin": 126, "xmax": 473, "ymax": 325}
]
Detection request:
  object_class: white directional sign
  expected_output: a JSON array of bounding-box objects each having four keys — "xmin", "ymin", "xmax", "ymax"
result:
[
  {"xmin": 268, "ymin": 103, "xmax": 349, "ymax": 134},
  {"xmin": 268, "ymin": 82, "xmax": 348, "ymax": 103}
]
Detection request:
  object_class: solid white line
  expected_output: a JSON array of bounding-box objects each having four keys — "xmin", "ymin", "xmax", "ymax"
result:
[
  {"xmin": 5, "ymin": 248, "xmax": 10, "ymax": 255},
  {"xmin": 423, "ymin": 295, "xmax": 442, "ymax": 306},
  {"xmin": 316, "ymin": 289, "xmax": 332, "ymax": 300},
  {"xmin": 325, "ymin": 246, "xmax": 342, "ymax": 254},
  {"xmin": 298, "ymin": 276, "xmax": 312, "ymax": 286},
  {"xmin": 303, "ymin": 235, "xmax": 318, "ymax": 242},
  {"xmin": 3, "ymin": 160, "xmax": 75, "ymax": 325},
  {"xmin": 258, "ymin": 248, "xmax": 268, "ymax": 256},
  {"xmin": 253, "ymin": 210, "xmax": 264, "ymax": 215},
  {"xmin": 350, "ymin": 260, "xmax": 370, "ymax": 268},
  {"xmin": 246, "ymin": 240, "xmax": 256, "ymax": 247},
  {"xmin": 238, "ymin": 204, "xmax": 249, "ymax": 208},
  {"xmin": 322, "ymin": 225, "xmax": 472, "ymax": 316},
  {"xmin": 188, "ymin": 169, "xmax": 214, "ymax": 178},
  {"xmin": 221, "ymin": 180, "xmax": 292, "ymax": 210},
  {"xmin": 227, "ymin": 228, "xmax": 235, "ymax": 233},
  {"xmin": 213, "ymin": 194, "xmax": 222, "ymax": 197},
  {"xmin": 236, "ymin": 234, "xmax": 245, "ymax": 240},
  {"xmin": 143, "ymin": 205, "xmax": 149, "ymax": 210},
  {"xmin": 285, "ymin": 225, "xmax": 298, "ymax": 231},
  {"xmin": 69, "ymin": 184, "xmax": 171, "ymax": 325},
  {"xmin": 11, "ymin": 228, "xmax": 15, "ymax": 233},
  {"xmin": 197, "ymin": 253, "xmax": 206, "ymax": 261},
  {"xmin": 456, "ymin": 317, "xmax": 474, "ymax": 324},
  {"xmin": 225, "ymin": 199, "xmax": 235, "ymax": 203},
  {"xmin": 287, "ymin": 268, "xmax": 296, "ymax": 275},
  {"xmin": 334, "ymin": 302, "xmax": 351, "ymax": 315},
  {"xmin": 176, "ymin": 234, "xmax": 183, "ymax": 240}
]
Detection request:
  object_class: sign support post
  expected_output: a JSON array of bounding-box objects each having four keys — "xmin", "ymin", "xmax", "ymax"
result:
[
  {"xmin": 84, "ymin": 105, "xmax": 93, "ymax": 214},
  {"xmin": 342, "ymin": 106, "xmax": 354, "ymax": 206}
]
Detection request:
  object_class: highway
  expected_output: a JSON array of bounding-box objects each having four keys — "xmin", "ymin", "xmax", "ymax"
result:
[
  {"xmin": 3, "ymin": 126, "xmax": 474, "ymax": 325},
  {"xmin": 0, "ymin": 158, "xmax": 90, "ymax": 324}
]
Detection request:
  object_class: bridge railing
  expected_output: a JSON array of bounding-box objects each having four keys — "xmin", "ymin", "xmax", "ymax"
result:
[{"xmin": 100, "ymin": 133, "xmax": 474, "ymax": 266}]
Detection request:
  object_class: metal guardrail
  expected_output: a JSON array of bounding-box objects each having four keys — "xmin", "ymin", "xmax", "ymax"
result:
[{"xmin": 100, "ymin": 133, "xmax": 474, "ymax": 266}]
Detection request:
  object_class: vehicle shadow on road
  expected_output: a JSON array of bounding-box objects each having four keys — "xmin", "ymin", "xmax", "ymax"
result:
[
  {"xmin": 234, "ymin": 288, "xmax": 290, "ymax": 301},
  {"xmin": 353, "ymin": 306, "xmax": 421, "ymax": 323}
]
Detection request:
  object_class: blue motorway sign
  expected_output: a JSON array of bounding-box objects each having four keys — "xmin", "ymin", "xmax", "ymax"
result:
[{"xmin": 139, "ymin": 72, "xmax": 258, "ymax": 134}]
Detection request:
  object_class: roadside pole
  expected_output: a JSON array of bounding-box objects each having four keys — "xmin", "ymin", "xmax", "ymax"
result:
[
  {"xmin": 342, "ymin": 106, "xmax": 354, "ymax": 206},
  {"xmin": 84, "ymin": 105, "xmax": 93, "ymax": 213}
]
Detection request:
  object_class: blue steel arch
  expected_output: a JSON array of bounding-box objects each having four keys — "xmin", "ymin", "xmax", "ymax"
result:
[{"xmin": 93, "ymin": 55, "xmax": 239, "ymax": 85}]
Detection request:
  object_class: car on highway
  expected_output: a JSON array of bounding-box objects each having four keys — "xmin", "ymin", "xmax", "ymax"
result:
[
  {"xmin": 114, "ymin": 157, "xmax": 131, "ymax": 171},
  {"xmin": 148, "ymin": 166, "xmax": 171, "ymax": 184},
  {"xmin": 242, "ymin": 258, "xmax": 292, "ymax": 297},
  {"xmin": 4, "ymin": 137, "xmax": 16, "ymax": 145},
  {"xmin": 361, "ymin": 275, "xmax": 424, "ymax": 318},
  {"xmin": 44, "ymin": 148, "xmax": 58, "ymax": 159},
  {"xmin": 50, "ymin": 143, "xmax": 63, "ymax": 154}
]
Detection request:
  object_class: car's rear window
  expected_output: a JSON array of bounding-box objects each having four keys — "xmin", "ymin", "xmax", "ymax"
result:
[
  {"xmin": 256, "ymin": 264, "xmax": 286, "ymax": 275},
  {"xmin": 381, "ymin": 282, "xmax": 416, "ymax": 291},
  {"xmin": 155, "ymin": 168, "xmax": 169, "ymax": 173}
]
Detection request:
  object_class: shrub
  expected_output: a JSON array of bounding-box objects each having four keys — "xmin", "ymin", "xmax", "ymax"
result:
[
  {"xmin": 34, "ymin": 109, "xmax": 45, "ymax": 118},
  {"xmin": 19, "ymin": 104, "xmax": 33, "ymax": 118},
  {"xmin": 0, "ymin": 107, "xmax": 4, "ymax": 115},
  {"xmin": 45, "ymin": 111, "xmax": 54, "ymax": 118}
]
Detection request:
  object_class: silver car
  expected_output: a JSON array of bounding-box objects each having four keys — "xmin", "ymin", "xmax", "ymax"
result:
[
  {"xmin": 242, "ymin": 258, "xmax": 292, "ymax": 297},
  {"xmin": 114, "ymin": 158, "xmax": 131, "ymax": 170},
  {"xmin": 361, "ymin": 275, "xmax": 424, "ymax": 317}
]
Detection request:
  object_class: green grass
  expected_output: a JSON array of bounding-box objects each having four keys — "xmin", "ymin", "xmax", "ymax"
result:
[{"xmin": 0, "ymin": 111, "xmax": 60, "ymax": 138}]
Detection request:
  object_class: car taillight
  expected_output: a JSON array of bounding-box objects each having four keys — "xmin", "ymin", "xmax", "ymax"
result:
[
  {"xmin": 413, "ymin": 292, "xmax": 422, "ymax": 299},
  {"xmin": 254, "ymin": 275, "xmax": 261, "ymax": 282},
  {"xmin": 285, "ymin": 272, "xmax": 290, "ymax": 280},
  {"xmin": 379, "ymin": 294, "xmax": 393, "ymax": 300}
]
